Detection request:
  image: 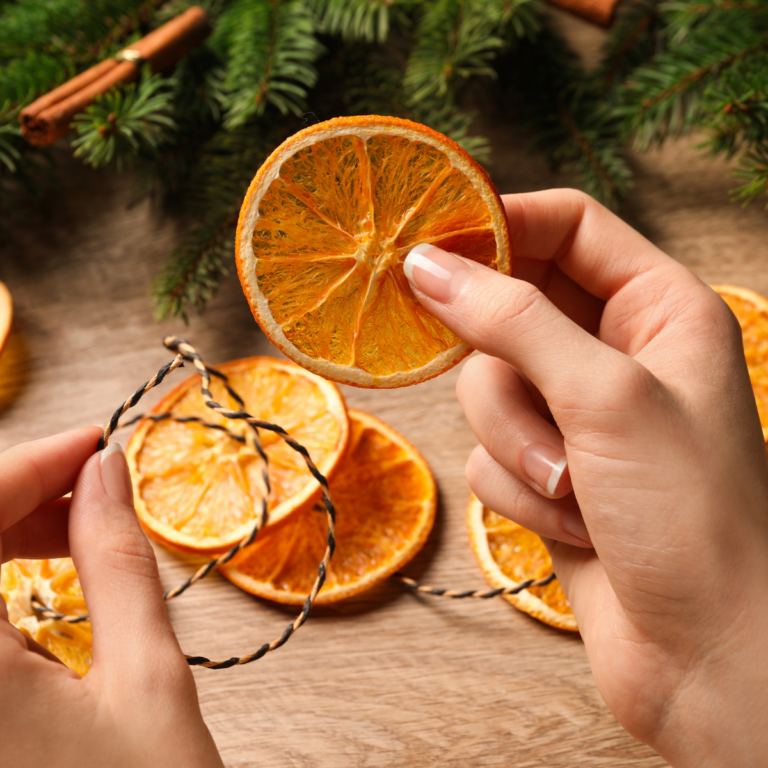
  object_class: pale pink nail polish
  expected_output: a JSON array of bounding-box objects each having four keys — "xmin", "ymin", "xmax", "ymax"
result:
[
  {"xmin": 100, "ymin": 442, "xmax": 134, "ymax": 506},
  {"xmin": 523, "ymin": 443, "xmax": 568, "ymax": 496},
  {"xmin": 403, "ymin": 244, "xmax": 473, "ymax": 302}
]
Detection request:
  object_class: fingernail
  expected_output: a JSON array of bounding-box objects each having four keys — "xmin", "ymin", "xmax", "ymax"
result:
[
  {"xmin": 562, "ymin": 510, "xmax": 591, "ymax": 545},
  {"xmin": 100, "ymin": 442, "xmax": 134, "ymax": 506},
  {"xmin": 403, "ymin": 244, "xmax": 473, "ymax": 303},
  {"xmin": 523, "ymin": 443, "xmax": 568, "ymax": 496}
]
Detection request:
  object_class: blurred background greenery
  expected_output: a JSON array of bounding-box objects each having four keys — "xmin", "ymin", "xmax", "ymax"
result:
[{"xmin": 1, "ymin": 0, "xmax": 766, "ymax": 320}]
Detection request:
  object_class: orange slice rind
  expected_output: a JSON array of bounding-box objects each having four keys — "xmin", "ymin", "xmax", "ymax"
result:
[
  {"xmin": 236, "ymin": 115, "xmax": 512, "ymax": 389},
  {"xmin": 126, "ymin": 356, "xmax": 349, "ymax": 555},
  {"xmin": 466, "ymin": 494, "xmax": 577, "ymax": 632},
  {"xmin": 219, "ymin": 409, "xmax": 436, "ymax": 604},
  {"xmin": 712, "ymin": 284, "xmax": 768, "ymax": 441},
  {"xmin": 0, "ymin": 558, "xmax": 92, "ymax": 676},
  {"xmin": 0, "ymin": 280, "xmax": 12, "ymax": 357}
]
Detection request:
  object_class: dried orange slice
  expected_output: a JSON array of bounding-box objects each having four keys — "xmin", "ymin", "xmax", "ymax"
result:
[
  {"xmin": 712, "ymin": 284, "xmax": 768, "ymax": 440},
  {"xmin": 126, "ymin": 356, "xmax": 349, "ymax": 555},
  {"xmin": 0, "ymin": 558, "xmax": 92, "ymax": 676},
  {"xmin": 467, "ymin": 494, "xmax": 577, "ymax": 632},
  {"xmin": 236, "ymin": 115, "xmax": 512, "ymax": 388},
  {"xmin": 0, "ymin": 280, "xmax": 11, "ymax": 357},
  {"xmin": 219, "ymin": 409, "xmax": 436, "ymax": 604}
]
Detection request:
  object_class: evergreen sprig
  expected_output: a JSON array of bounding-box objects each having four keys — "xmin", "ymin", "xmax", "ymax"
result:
[
  {"xmin": 618, "ymin": 2, "xmax": 768, "ymax": 148},
  {"xmin": 503, "ymin": 21, "xmax": 631, "ymax": 207},
  {"xmin": 0, "ymin": 122, "xmax": 21, "ymax": 173},
  {"xmin": 2, "ymin": 0, "xmax": 768, "ymax": 319},
  {"xmin": 0, "ymin": 0, "xmax": 151, "ymax": 110},
  {"xmin": 404, "ymin": 0, "xmax": 505, "ymax": 104},
  {"xmin": 150, "ymin": 124, "xmax": 278, "ymax": 319},
  {"xmin": 596, "ymin": 0, "xmax": 661, "ymax": 97},
  {"xmin": 71, "ymin": 71, "xmax": 177, "ymax": 169},
  {"xmin": 213, "ymin": 0, "xmax": 323, "ymax": 127},
  {"xmin": 732, "ymin": 144, "xmax": 768, "ymax": 209},
  {"xmin": 312, "ymin": 0, "xmax": 400, "ymax": 42}
]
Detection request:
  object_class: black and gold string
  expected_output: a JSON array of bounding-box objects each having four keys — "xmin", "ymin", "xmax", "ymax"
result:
[{"xmin": 31, "ymin": 337, "xmax": 557, "ymax": 669}]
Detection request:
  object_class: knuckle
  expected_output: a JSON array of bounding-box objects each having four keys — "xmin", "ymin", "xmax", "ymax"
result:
[
  {"xmin": 702, "ymin": 290, "xmax": 742, "ymax": 344},
  {"xmin": 598, "ymin": 361, "xmax": 661, "ymax": 415},
  {"xmin": 104, "ymin": 528, "xmax": 158, "ymax": 581},
  {"xmin": 482, "ymin": 280, "xmax": 543, "ymax": 336}
]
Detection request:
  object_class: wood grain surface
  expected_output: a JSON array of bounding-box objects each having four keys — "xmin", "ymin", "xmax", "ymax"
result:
[{"xmin": 2, "ymin": 21, "xmax": 768, "ymax": 765}]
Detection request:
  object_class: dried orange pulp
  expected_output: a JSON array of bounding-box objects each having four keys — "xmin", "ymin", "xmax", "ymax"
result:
[
  {"xmin": 467, "ymin": 494, "xmax": 577, "ymax": 632},
  {"xmin": 126, "ymin": 356, "xmax": 349, "ymax": 555},
  {"xmin": 236, "ymin": 115, "xmax": 512, "ymax": 389},
  {"xmin": 713, "ymin": 284, "xmax": 768, "ymax": 441},
  {"xmin": 219, "ymin": 409, "xmax": 436, "ymax": 604},
  {"xmin": 0, "ymin": 558, "xmax": 92, "ymax": 676},
  {"xmin": 0, "ymin": 280, "xmax": 11, "ymax": 356}
]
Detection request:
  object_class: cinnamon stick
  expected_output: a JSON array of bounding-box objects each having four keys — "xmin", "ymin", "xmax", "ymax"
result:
[{"xmin": 20, "ymin": 6, "xmax": 210, "ymax": 147}]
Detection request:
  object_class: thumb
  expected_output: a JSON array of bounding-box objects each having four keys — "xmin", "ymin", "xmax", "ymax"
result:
[
  {"xmin": 403, "ymin": 243, "xmax": 634, "ymax": 415},
  {"xmin": 68, "ymin": 442, "xmax": 183, "ymax": 677}
]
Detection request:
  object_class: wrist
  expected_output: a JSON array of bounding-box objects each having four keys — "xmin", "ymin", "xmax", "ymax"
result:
[{"xmin": 652, "ymin": 598, "xmax": 768, "ymax": 767}]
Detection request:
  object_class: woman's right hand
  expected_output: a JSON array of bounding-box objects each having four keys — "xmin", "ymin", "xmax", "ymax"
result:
[{"xmin": 404, "ymin": 189, "xmax": 768, "ymax": 767}]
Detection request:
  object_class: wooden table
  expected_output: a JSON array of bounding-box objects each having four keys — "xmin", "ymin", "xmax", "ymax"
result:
[{"xmin": 2, "ymin": 53, "xmax": 767, "ymax": 768}]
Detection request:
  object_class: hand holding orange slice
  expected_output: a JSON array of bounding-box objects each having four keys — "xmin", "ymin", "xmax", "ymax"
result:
[
  {"xmin": 236, "ymin": 115, "xmax": 512, "ymax": 388},
  {"xmin": 126, "ymin": 356, "xmax": 349, "ymax": 554},
  {"xmin": 0, "ymin": 558, "xmax": 92, "ymax": 676},
  {"xmin": 220, "ymin": 409, "xmax": 436, "ymax": 604},
  {"xmin": 467, "ymin": 494, "xmax": 577, "ymax": 632}
]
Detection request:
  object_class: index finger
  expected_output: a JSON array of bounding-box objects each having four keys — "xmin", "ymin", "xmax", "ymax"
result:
[{"xmin": 0, "ymin": 427, "xmax": 102, "ymax": 535}]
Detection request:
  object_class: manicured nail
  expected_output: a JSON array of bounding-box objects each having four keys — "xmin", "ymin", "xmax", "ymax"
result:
[
  {"xmin": 404, "ymin": 244, "xmax": 473, "ymax": 303},
  {"xmin": 523, "ymin": 443, "xmax": 568, "ymax": 496},
  {"xmin": 562, "ymin": 510, "xmax": 591, "ymax": 545},
  {"xmin": 100, "ymin": 442, "xmax": 133, "ymax": 506}
]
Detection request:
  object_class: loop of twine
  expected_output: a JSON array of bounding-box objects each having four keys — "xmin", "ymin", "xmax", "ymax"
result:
[{"xmin": 32, "ymin": 337, "xmax": 557, "ymax": 669}]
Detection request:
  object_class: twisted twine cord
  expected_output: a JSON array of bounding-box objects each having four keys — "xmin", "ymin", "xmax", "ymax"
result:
[
  {"xmin": 32, "ymin": 336, "xmax": 558, "ymax": 669},
  {"xmin": 393, "ymin": 572, "xmax": 556, "ymax": 598}
]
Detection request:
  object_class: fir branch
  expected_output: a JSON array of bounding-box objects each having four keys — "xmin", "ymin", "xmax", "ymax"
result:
[
  {"xmin": 597, "ymin": 0, "xmax": 662, "ymax": 96},
  {"xmin": 71, "ymin": 71, "xmax": 176, "ymax": 170},
  {"xmin": 483, "ymin": 0, "xmax": 542, "ymax": 42},
  {"xmin": 342, "ymin": 51, "xmax": 490, "ymax": 160},
  {"xmin": 702, "ymin": 53, "xmax": 768, "ymax": 159},
  {"xmin": 311, "ymin": 0, "xmax": 398, "ymax": 42},
  {"xmin": 151, "ymin": 123, "xmax": 278, "ymax": 319},
  {"xmin": 663, "ymin": 0, "xmax": 765, "ymax": 44},
  {"xmin": 404, "ymin": 0, "xmax": 505, "ymax": 104},
  {"xmin": 502, "ymin": 23, "xmax": 630, "ymax": 206},
  {"xmin": 151, "ymin": 212, "xmax": 236, "ymax": 321},
  {"xmin": 412, "ymin": 102, "xmax": 490, "ymax": 161},
  {"xmin": 0, "ymin": 52, "xmax": 73, "ymax": 111},
  {"xmin": 618, "ymin": 19, "xmax": 768, "ymax": 149},
  {"xmin": 0, "ymin": 0, "xmax": 169, "ymax": 113},
  {"xmin": 731, "ymin": 143, "xmax": 768, "ymax": 208},
  {"xmin": 213, "ymin": 0, "xmax": 323, "ymax": 127},
  {"xmin": 0, "ymin": 123, "xmax": 21, "ymax": 173}
]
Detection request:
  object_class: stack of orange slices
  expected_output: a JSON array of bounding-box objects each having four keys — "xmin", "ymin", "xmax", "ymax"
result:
[{"xmin": 126, "ymin": 358, "xmax": 438, "ymax": 604}]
